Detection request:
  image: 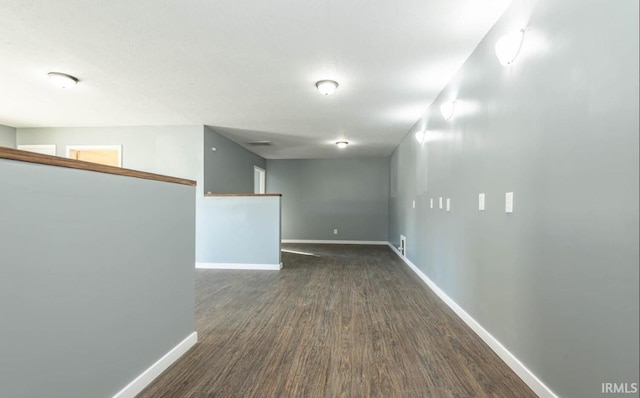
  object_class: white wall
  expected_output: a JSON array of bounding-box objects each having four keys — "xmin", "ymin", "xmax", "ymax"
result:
[
  {"xmin": 204, "ymin": 126, "xmax": 266, "ymax": 194},
  {"xmin": 267, "ymin": 158, "xmax": 390, "ymax": 241},
  {"xmin": 0, "ymin": 156, "xmax": 196, "ymax": 398},
  {"xmin": 196, "ymin": 196, "xmax": 281, "ymax": 266},
  {"xmin": 389, "ymin": 0, "xmax": 639, "ymax": 397},
  {"xmin": 17, "ymin": 126, "xmax": 204, "ymax": 188},
  {"xmin": 0, "ymin": 124, "xmax": 16, "ymax": 148}
]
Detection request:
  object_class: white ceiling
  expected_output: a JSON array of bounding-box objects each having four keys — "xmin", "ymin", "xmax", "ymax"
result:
[{"xmin": 0, "ymin": 0, "xmax": 512, "ymax": 159}]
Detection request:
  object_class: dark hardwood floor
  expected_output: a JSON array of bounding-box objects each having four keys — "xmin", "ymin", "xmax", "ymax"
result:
[{"xmin": 138, "ymin": 244, "xmax": 536, "ymax": 398}]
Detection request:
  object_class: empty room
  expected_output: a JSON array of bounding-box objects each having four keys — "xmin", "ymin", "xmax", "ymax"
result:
[{"xmin": 0, "ymin": 0, "xmax": 638, "ymax": 397}]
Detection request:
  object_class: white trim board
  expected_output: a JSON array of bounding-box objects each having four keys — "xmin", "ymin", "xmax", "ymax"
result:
[
  {"xmin": 387, "ymin": 244, "xmax": 558, "ymax": 398},
  {"xmin": 17, "ymin": 144, "xmax": 56, "ymax": 156},
  {"xmin": 282, "ymin": 239, "xmax": 388, "ymax": 245},
  {"xmin": 196, "ymin": 262, "xmax": 282, "ymax": 270},
  {"xmin": 113, "ymin": 331, "xmax": 197, "ymax": 398}
]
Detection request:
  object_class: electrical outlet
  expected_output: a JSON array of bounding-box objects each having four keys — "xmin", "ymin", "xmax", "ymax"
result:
[
  {"xmin": 333, "ymin": 229, "xmax": 338, "ymax": 235},
  {"xmin": 479, "ymin": 193, "xmax": 485, "ymax": 211},
  {"xmin": 446, "ymin": 198, "xmax": 451, "ymax": 212}
]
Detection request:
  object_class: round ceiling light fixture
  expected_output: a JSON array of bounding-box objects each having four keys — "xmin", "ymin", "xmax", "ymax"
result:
[
  {"xmin": 48, "ymin": 72, "xmax": 79, "ymax": 88},
  {"xmin": 336, "ymin": 141, "xmax": 349, "ymax": 149},
  {"xmin": 316, "ymin": 80, "xmax": 339, "ymax": 95}
]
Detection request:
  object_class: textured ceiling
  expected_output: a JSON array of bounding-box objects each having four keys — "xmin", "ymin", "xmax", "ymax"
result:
[{"xmin": 0, "ymin": 0, "xmax": 512, "ymax": 158}]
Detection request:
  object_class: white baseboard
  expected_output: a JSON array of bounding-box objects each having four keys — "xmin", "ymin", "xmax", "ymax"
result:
[
  {"xmin": 282, "ymin": 239, "xmax": 388, "ymax": 245},
  {"xmin": 387, "ymin": 244, "xmax": 558, "ymax": 398},
  {"xmin": 196, "ymin": 262, "xmax": 282, "ymax": 270},
  {"xmin": 113, "ymin": 331, "xmax": 197, "ymax": 398}
]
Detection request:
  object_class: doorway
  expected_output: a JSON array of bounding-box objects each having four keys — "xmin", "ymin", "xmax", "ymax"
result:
[
  {"xmin": 254, "ymin": 166, "xmax": 266, "ymax": 194},
  {"xmin": 66, "ymin": 145, "xmax": 122, "ymax": 167}
]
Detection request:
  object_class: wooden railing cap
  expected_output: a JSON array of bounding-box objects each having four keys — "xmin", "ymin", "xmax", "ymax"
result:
[{"xmin": 0, "ymin": 147, "xmax": 197, "ymax": 186}]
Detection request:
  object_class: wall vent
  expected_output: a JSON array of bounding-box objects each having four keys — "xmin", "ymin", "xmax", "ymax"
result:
[{"xmin": 246, "ymin": 141, "xmax": 272, "ymax": 146}]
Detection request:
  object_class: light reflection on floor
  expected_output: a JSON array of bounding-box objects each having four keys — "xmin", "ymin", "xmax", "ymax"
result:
[{"xmin": 281, "ymin": 248, "xmax": 321, "ymax": 257}]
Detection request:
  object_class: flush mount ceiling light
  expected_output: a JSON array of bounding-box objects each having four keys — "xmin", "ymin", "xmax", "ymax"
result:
[
  {"xmin": 440, "ymin": 100, "xmax": 456, "ymax": 121},
  {"xmin": 316, "ymin": 80, "xmax": 339, "ymax": 96},
  {"xmin": 336, "ymin": 141, "xmax": 349, "ymax": 149},
  {"xmin": 48, "ymin": 72, "xmax": 79, "ymax": 88},
  {"xmin": 495, "ymin": 28, "xmax": 525, "ymax": 66}
]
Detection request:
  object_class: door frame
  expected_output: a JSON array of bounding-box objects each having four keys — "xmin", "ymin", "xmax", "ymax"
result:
[
  {"xmin": 66, "ymin": 145, "xmax": 123, "ymax": 167},
  {"xmin": 254, "ymin": 166, "xmax": 266, "ymax": 194}
]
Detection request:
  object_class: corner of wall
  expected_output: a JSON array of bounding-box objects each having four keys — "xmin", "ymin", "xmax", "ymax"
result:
[{"xmin": 0, "ymin": 124, "xmax": 17, "ymax": 148}]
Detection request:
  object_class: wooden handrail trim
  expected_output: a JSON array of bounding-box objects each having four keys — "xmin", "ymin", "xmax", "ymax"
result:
[{"xmin": 0, "ymin": 147, "xmax": 197, "ymax": 186}]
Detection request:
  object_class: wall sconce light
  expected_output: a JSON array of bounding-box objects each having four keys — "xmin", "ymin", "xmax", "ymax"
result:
[
  {"xmin": 440, "ymin": 100, "xmax": 456, "ymax": 121},
  {"xmin": 495, "ymin": 28, "xmax": 525, "ymax": 66},
  {"xmin": 336, "ymin": 141, "xmax": 349, "ymax": 149},
  {"xmin": 48, "ymin": 72, "xmax": 79, "ymax": 88},
  {"xmin": 414, "ymin": 130, "xmax": 425, "ymax": 143},
  {"xmin": 316, "ymin": 80, "xmax": 339, "ymax": 95}
]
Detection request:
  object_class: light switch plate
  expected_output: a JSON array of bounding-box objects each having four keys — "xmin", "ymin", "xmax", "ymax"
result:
[
  {"xmin": 412, "ymin": 200, "xmax": 416, "ymax": 209},
  {"xmin": 505, "ymin": 192, "xmax": 514, "ymax": 213},
  {"xmin": 479, "ymin": 193, "xmax": 485, "ymax": 211},
  {"xmin": 430, "ymin": 198, "xmax": 433, "ymax": 209},
  {"xmin": 439, "ymin": 197, "xmax": 443, "ymax": 209},
  {"xmin": 446, "ymin": 198, "xmax": 451, "ymax": 212}
]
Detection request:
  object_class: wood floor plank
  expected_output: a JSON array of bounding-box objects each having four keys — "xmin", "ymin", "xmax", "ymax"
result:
[{"xmin": 137, "ymin": 244, "xmax": 536, "ymax": 398}]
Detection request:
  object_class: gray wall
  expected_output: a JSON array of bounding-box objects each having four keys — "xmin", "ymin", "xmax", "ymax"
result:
[
  {"xmin": 0, "ymin": 158, "xmax": 196, "ymax": 398},
  {"xmin": 17, "ymin": 126, "xmax": 204, "ymax": 186},
  {"xmin": 204, "ymin": 126, "xmax": 266, "ymax": 194},
  {"xmin": 196, "ymin": 196, "xmax": 281, "ymax": 265},
  {"xmin": 268, "ymin": 158, "xmax": 389, "ymax": 241},
  {"xmin": 389, "ymin": 1, "xmax": 639, "ymax": 397},
  {"xmin": 0, "ymin": 124, "xmax": 16, "ymax": 148}
]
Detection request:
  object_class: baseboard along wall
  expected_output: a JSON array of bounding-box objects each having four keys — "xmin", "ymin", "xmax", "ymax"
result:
[
  {"xmin": 112, "ymin": 332, "xmax": 197, "ymax": 398},
  {"xmin": 149, "ymin": 243, "xmax": 556, "ymax": 397},
  {"xmin": 282, "ymin": 239, "xmax": 388, "ymax": 245},
  {"xmin": 387, "ymin": 243, "xmax": 558, "ymax": 398},
  {"xmin": 196, "ymin": 262, "xmax": 283, "ymax": 271}
]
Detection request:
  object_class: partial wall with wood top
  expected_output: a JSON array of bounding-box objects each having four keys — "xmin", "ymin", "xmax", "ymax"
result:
[
  {"xmin": 196, "ymin": 194, "xmax": 282, "ymax": 270},
  {"xmin": 0, "ymin": 148, "xmax": 197, "ymax": 398}
]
